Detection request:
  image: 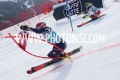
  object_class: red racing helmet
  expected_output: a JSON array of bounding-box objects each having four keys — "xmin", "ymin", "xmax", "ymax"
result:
[{"xmin": 36, "ymin": 22, "xmax": 46, "ymax": 29}]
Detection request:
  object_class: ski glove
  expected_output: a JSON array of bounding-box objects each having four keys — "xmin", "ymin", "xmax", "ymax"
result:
[
  {"xmin": 20, "ymin": 25, "xmax": 30, "ymax": 31},
  {"xmin": 83, "ymin": 10, "xmax": 88, "ymax": 14},
  {"xmin": 82, "ymin": 15, "xmax": 89, "ymax": 19}
]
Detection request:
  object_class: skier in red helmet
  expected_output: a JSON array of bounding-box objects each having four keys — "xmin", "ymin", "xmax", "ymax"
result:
[{"xmin": 20, "ymin": 22, "xmax": 67, "ymax": 63}]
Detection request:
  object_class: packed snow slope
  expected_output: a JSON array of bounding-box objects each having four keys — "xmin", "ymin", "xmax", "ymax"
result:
[{"xmin": 0, "ymin": 1, "xmax": 120, "ymax": 80}]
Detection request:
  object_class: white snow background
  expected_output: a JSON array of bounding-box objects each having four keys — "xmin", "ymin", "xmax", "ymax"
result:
[{"xmin": 0, "ymin": 0, "xmax": 120, "ymax": 80}]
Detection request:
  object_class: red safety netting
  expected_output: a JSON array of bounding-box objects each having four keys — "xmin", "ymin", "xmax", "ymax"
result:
[{"xmin": 0, "ymin": 0, "xmax": 61, "ymax": 31}]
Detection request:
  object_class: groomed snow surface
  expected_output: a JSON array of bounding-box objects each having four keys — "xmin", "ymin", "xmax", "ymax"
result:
[{"xmin": 0, "ymin": 0, "xmax": 120, "ymax": 80}]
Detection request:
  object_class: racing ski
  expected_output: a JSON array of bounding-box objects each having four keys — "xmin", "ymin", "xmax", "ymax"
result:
[
  {"xmin": 77, "ymin": 14, "xmax": 106, "ymax": 27},
  {"xmin": 27, "ymin": 46, "xmax": 82, "ymax": 74}
]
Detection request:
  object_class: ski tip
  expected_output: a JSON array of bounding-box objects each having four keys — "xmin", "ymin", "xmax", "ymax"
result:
[
  {"xmin": 79, "ymin": 46, "xmax": 82, "ymax": 49},
  {"xmin": 103, "ymin": 14, "xmax": 106, "ymax": 16},
  {"xmin": 27, "ymin": 70, "xmax": 32, "ymax": 74},
  {"xmin": 31, "ymin": 67, "xmax": 34, "ymax": 70},
  {"xmin": 77, "ymin": 25, "xmax": 81, "ymax": 27}
]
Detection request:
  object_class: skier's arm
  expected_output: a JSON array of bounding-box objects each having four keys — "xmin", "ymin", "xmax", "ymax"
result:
[
  {"xmin": 29, "ymin": 28, "xmax": 48, "ymax": 34},
  {"xmin": 20, "ymin": 25, "xmax": 48, "ymax": 34},
  {"xmin": 86, "ymin": 7, "xmax": 93, "ymax": 16}
]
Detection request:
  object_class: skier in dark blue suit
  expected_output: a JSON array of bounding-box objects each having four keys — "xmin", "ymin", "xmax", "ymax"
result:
[{"xmin": 20, "ymin": 22, "xmax": 67, "ymax": 62}]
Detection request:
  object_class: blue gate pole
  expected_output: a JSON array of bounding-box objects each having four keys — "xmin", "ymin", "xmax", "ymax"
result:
[{"xmin": 66, "ymin": 0, "xmax": 74, "ymax": 32}]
